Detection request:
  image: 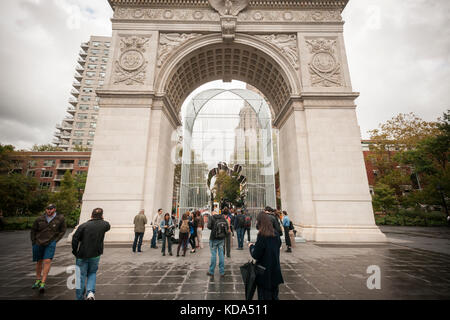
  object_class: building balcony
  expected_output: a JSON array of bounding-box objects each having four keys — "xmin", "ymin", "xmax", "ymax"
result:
[
  {"xmin": 74, "ymin": 73, "xmax": 83, "ymax": 81},
  {"xmin": 54, "ymin": 132, "xmax": 61, "ymax": 137},
  {"xmin": 53, "ymin": 175, "xmax": 65, "ymax": 181},
  {"xmin": 73, "ymin": 81, "xmax": 81, "ymax": 88},
  {"xmin": 78, "ymin": 58, "xmax": 86, "ymax": 65},
  {"xmin": 69, "ymin": 98, "xmax": 78, "ymax": 106},
  {"xmin": 56, "ymin": 123, "xmax": 62, "ymax": 130},
  {"xmin": 64, "ymin": 116, "xmax": 75, "ymax": 123},
  {"xmin": 71, "ymin": 89, "xmax": 79, "ymax": 97},
  {"xmin": 81, "ymin": 42, "xmax": 89, "ymax": 49},
  {"xmin": 67, "ymin": 107, "xmax": 76, "ymax": 115},
  {"xmin": 79, "ymin": 50, "xmax": 87, "ymax": 58},
  {"xmin": 75, "ymin": 65, "xmax": 84, "ymax": 73},
  {"xmin": 57, "ymin": 163, "xmax": 74, "ymax": 170},
  {"xmin": 52, "ymin": 139, "xmax": 61, "ymax": 145}
]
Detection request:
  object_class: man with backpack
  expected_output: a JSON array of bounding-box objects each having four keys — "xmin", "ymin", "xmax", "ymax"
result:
[
  {"xmin": 243, "ymin": 210, "xmax": 252, "ymax": 243},
  {"xmin": 234, "ymin": 209, "xmax": 246, "ymax": 250},
  {"xmin": 207, "ymin": 210, "xmax": 228, "ymax": 279}
]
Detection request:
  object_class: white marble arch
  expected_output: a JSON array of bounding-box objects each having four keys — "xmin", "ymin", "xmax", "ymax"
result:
[{"xmin": 71, "ymin": 0, "xmax": 386, "ymax": 243}]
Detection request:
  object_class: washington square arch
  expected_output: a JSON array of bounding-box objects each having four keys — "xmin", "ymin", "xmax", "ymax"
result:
[{"xmin": 75, "ymin": 0, "xmax": 386, "ymax": 243}]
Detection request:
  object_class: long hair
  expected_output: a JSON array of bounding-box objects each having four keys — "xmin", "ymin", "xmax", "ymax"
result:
[
  {"xmin": 257, "ymin": 211, "xmax": 275, "ymax": 237},
  {"xmin": 182, "ymin": 212, "xmax": 190, "ymax": 220},
  {"xmin": 164, "ymin": 213, "xmax": 170, "ymax": 221}
]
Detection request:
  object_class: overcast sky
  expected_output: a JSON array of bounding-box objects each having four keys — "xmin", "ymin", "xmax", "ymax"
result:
[{"xmin": 0, "ymin": 0, "xmax": 448, "ymax": 150}]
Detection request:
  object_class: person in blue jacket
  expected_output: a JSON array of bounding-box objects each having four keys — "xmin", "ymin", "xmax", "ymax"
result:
[
  {"xmin": 160, "ymin": 213, "xmax": 174, "ymax": 256},
  {"xmin": 248, "ymin": 211, "xmax": 284, "ymax": 300}
]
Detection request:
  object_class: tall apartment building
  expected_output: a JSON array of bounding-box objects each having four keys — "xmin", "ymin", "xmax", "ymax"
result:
[{"xmin": 53, "ymin": 36, "xmax": 112, "ymax": 151}]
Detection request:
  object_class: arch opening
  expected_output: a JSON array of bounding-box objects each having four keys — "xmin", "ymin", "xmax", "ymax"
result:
[{"xmin": 162, "ymin": 42, "xmax": 294, "ymax": 118}]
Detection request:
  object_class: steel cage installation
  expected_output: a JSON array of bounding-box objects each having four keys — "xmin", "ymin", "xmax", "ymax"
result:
[{"xmin": 179, "ymin": 89, "xmax": 277, "ymax": 214}]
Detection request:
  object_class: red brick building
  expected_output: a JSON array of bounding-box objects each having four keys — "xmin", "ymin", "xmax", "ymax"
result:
[{"xmin": 12, "ymin": 152, "xmax": 91, "ymax": 192}]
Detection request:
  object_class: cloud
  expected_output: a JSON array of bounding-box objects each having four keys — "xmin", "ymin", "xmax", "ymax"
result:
[{"xmin": 0, "ymin": 0, "xmax": 448, "ymax": 150}]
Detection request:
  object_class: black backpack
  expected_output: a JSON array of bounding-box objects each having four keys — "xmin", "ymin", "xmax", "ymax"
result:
[
  {"xmin": 213, "ymin": 216, "xmax": 228, "ymax": 240},
  {"xmin": 289, "ymin": 221, "xmax": 294, "ymax": 231},
  {"xmin": 244, "ymin": 215, "xmax": 252, "ymax": 228}
]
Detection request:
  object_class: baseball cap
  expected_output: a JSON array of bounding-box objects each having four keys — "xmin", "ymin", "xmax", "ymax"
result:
[{"xmin": 46, "ymin": 204, "xmax": 56, "ymax": 210}]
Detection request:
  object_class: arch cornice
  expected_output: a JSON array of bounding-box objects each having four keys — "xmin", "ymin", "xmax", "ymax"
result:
[{"xmin": 154, "ymin": 33, "xmax": 302, "ymax": 113}]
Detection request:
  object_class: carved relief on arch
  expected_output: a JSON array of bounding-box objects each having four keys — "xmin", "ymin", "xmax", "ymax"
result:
[
  {"xmin": 114, "ymin": 35, "xmax": 150, "ymax": 85},
  {"xmin": 255, "ymin": 34, "xmax": 299, "ymax": 70},
  {"xmin": 306, "ymin": 38, "xmax": 343, "ymax": 87},
  {"xmin": 157, "ymin": 33, "xmax": 203, "ymax": 68}
]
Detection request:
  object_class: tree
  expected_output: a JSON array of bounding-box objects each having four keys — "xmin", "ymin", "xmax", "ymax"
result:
[
  {"xmin": 0, "ymin": 144, "xmax": 17, "ymax": 175},
  {"xmin": 51, "ymin": 171, "xmax": 79, "ymax": 216},
  {"xmin": 73, "ymin": 145, "xmax": 90, "ymax": 152},
  {"xmin": 397, "ymin": 110, "xmax": 450, "ymax": 207},
  {"xmin": 31, "ymin": 144, "xmax": 64, "ymax": 152},
  {"xmin": 213, "ymin": 170, "xmax": 242, "ymax": 206},
  {"xmin": 372, "ymin": 183, "xmax": 398, "ymax": 214},
  {"xmin": 74, "ymin": 172, "xmax": 88, "ymax": 203},
  {"xmin": 0, "ymin": 174, "xmax": 48, "ymax": 216}
]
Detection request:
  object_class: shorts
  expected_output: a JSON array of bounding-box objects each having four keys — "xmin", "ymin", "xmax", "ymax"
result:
[{"xmin": 32, "ymin": 241, "xmax": 57, "ymax": 262}]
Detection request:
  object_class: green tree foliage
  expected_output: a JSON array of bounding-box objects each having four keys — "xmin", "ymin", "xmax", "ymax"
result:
[
  {"xmin": 372, "ymin": 183, "xmax": 398, "ymax": 214},
  {"xmin": 31, "ymin": 144, "xmax": 64, "ymax": 152},
  {"xmin": 51, "ymin": 171, "xmax": 80, "ymax": 226},
  {"xmin": 397, "ymin": 110, "xmax": 450, "ymax": 207},
  {"xmin": 0, "ymin": 144, "xmax": 17, "ymax": 175},
  {"xmin": 74, "ymin": 172, "xmax": 88, "ymax": 203},
  {"xmin": 213, "ymin": 170, "xmax": 242, "ymax": 206},
  {"xmin": 0, "ymin": 174, "xmax": 49, "ymax": 216},
  {"xmin": 73, "ymin": 145, "xmax": 90, "ymax": 152}
]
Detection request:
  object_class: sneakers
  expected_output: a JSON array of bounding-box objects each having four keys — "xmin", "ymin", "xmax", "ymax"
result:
[
  {"xmin": 32, "ymin": 280, "xmax": 41, "ymax": 289},
  {"xmin": 86, "ymin": 292, "xmax": 95, "ymax": 301},
  {"xmin": 39, "ymin": 282, "xmax": 46, "ymax": 294}
]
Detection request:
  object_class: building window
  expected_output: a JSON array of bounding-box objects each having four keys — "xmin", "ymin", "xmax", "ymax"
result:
[
  {"xmin": 78, "ymin": 114, "xmax": 89, "ymax": 120},
  {"xmin": 102, "ymin": 58, "xmax": 108, "ymax": 63},
  {"xmin": 89, "ymin": 131, "xmax": 95, "ymax": 137},
  {"xmin": 87, "ymin": 140, "xmax": 94, "ymax": 147},
  {"xmin": 43, "ymin": 160, "xmax": 56, "ymax": 167},
  {"xmin": 91, "ymin": 114, "xmax": 98, "ymax": 120},
  {"xmin": 76, "ymin": 171, "xmax": 87, "ymax": 176},
  {"xmin": 105, "ymin": 42, "xmax": 111, "ymax": 48},
  {"xmin": 85, "ymin": 80, "xmax": 94, "ymax": 85},
  {"xmin": 99, "ymin": 72, "xmax": 106, "ymax": 78},
  {"xmin": 90, "ymin": 122, "xmax": 97, "ymax": 129},
  {"xmin": 81, "ymin": 96, "xmax": 91, "ymax": 102},
  {"xmin": 28, "ymin": 160, "xmax": 37, "ymax": 167},
  {"xmin": 89, "ymin": 57, "xmax": 99, "ymax": 62},
  {"xmin": 93, "ymin": 41, "xmax": 100, "ymax": 47},
  {"xmin": 41, "ymin": 170, "xmax": 54, "ymax": 178},
  {"xmin": 40, "ymin": 182, "xmax": 51, "ymax": 190},
  {"xmin": 83, "ymin": 87, "xmax": 94, "ymax": 93},
  {"xmin": 79, "ymin": 104, "xmax": 90, "ymax": 111},
  {"xmin": 72, "ymin": 139, "xmax": 83, "ymax": 146},
  {"xmin": 93, "ymin": 105, "xmax": 99, "ymax": 112},
  {"xmin": 98, "ymin": 81, "xmax": 104, "ymax": 87},
  {"xmin": 104, "ymin": 49, "xmax": 109, "ymax": 55},
  {"xmin": 79, "ymin": 160, "xmax": 89, "ymax": 167},
  {"xmin": 86, "ymin": 72, "xmax": 96, "ymax": 77},
  {"xmin": 87, "ymin": 64, "xmax": 97, "ymax": 70},
  {"xmin": 76, "ymin": 122, "xmax": 86, "ymax": 129},
  {"xmin": 91, "ymin": 49, "xmax": 99, "ymax": 55},
  {"xmin": 100, "ymin": 65, "xmax": 107, "ymax": 71},
  {"xmin": 74, "ymin": 130, "xmax": 84, "ymax": 137},
  {"xmin": 27, "ymin": 170, "xmax": 36, "ymax": 177}
]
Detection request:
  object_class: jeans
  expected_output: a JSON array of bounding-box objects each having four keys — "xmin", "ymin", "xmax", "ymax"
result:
[
  {"xmin": 245, "ymin": 228, "xmax": 251, "ymax": 242},
  {"xmin": 177, "ymin": 232, "xmax": 189, "ymax": 256},
  {"xmin": 132, "ymin": 232, "xmax": 144, "ymax": 252},
  {"xmin": 209, "ymin": 239, "xmax": 225, "ymax": 275},
  {"xmin": 224, "ymin": 233, "xmax": 231, "ymax": 257},
  {"xmin": 151, "ymin": 227, "xmax": 158, "ymax": 248},
  {"xmin": 161, "ymin": 232, "xmax": 172, "ymax": 254},
  {"xmin": 236, "ymin": 228, "xmax": 245, "ymax": 249},
  {"xmin": 284, "ymin": 226, "xmax": 292, "ymax": 248},
  {"xmin": 75, "ymin": 257, "xmax": 100, "ymax": 300}
]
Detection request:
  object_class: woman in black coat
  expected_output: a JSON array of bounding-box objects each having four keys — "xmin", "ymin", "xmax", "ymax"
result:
[{"xmin": 248, "ymin": 211, "xmax": 284, "ymax": 300}]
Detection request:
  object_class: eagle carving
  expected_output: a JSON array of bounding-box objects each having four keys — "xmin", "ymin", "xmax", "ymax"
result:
[{"xmin": 208, "ymin": 0, "xmax": 250, "ymax": 16}]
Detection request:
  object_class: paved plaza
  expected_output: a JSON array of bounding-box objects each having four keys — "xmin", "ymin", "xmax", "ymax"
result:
[{"xmin": 0, "ymin": 227, "xmax": 449, "ymax": 300}]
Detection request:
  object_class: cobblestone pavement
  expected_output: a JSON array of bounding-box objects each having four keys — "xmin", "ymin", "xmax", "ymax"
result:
[{"xmin": 0, "ymin": 227, "xmax": 449, "ymax": 300}]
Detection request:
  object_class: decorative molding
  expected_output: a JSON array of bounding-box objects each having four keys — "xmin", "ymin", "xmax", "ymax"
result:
[
  {"xmin": 114, "ymin": 36, "xmax": 150, "ymax": 85},
  {"xmin": 113, "ymin": 7, "xmax": 342, "ymax": 23},
  {"xmin": 157, "ymin": 33, "xmax": 203, "ymax": 68},
  {"xmin": 256, "ymin": 34, "xmax": 299, "ymax": 69},
  {"xmin": 306, "ymin": 38, "xmax": 343, "ymax": 87},
  {"xmin": 221, "ymin": 15, "xmax": 237, "ymax": 42},
  {"xmin": 238, "ymin": 9, "xmax": 342, "ymax": 22}
]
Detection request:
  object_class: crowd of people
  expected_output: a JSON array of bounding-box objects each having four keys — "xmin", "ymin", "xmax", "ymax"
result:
[{"xmin": 29, "ymin": 203, "xmax": 296, "ymax": 301}]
